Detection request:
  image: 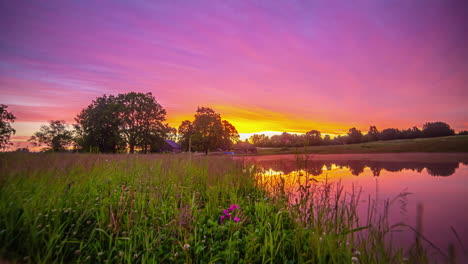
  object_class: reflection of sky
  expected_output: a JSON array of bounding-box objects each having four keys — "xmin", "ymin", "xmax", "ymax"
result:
[
  {"xmin": 256, "ymin": 163, "xmax": 468, "ymax": 262},
  {"xmin": 1, "ymin": 1, "xmax": 467, "ymax": 146}
]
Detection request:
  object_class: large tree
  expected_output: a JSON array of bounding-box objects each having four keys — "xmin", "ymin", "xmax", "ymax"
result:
[
  {"xmin": 75, "ymin": 92, "xmax": 168, "ymax": 153},
  {"xmin": 75, "ymin": 95, "xmax": 124, "ymax": 153},
  {"xmin": 0, "ymin": 104, "xmax": 16, "ymax": 150},
  {"xmin": 180, "ymin": 107, "xmax": 239, "ymax": 154},
  {"xmin": 192, "ymin": 107, "xmax": 224, "ymax": 155},
  {"xmin": 117, "ymin": 92, "xmax": 167, "ymax": 153},
  {"xmin": 29, "ymin": 120, "xmax": 73, "ymax": 152}
]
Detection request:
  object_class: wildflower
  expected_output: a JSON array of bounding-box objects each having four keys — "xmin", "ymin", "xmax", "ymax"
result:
[
  {"xmin": 119, "ymin": 251, "xmax": 124, "ymax": 257},
  {"xmin": 183, "ymin": 244, "xmax": 190, "ymax": 251},
  {"xmin": 174, "ymin": 252, "xmax": 179, "ymax": 257},
  {"xmin": 234, "ymin": 217, "xmax": 240, "ymax": 222},
  {"xmin": 133, "ymin": 253, "xmax": 138, "ymax": 259},
  {"xmin": 351, "ymin": 256, "xmax": 359, "ymax": 263},
  {"xmin": 353, "ymin": 250, "xmax": 361, "ymax": 257},
  {"xmin": 229, "ymin": 204, "xmax": 239, "ymax": 210},
  {"xmin": 86, "ymin": 220, "xmax": 91, "ymax": 224},
  {"xmin": 98, "ymin": 252, "xmax": 104, "ymax": 256}
]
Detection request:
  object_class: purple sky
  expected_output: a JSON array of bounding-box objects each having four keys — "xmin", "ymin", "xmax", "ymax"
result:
[{"xmin": 1, "ymin": 0, "xmax": 467, "ymax": 145}]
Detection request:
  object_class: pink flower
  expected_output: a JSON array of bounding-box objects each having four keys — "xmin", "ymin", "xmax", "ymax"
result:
[
  {"xmin": 233, "ymin": 217, "xmax": 240, "ymax": 222},
  {"xmin": 229, "ymin": 204, "xmax": 239, "ymax": 211},
  {"xmin": 222, "ymin": 209, "xmax": 229, "ymax": 215}
]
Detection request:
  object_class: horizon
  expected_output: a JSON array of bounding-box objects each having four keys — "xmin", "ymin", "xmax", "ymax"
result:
[{"xmin": 1, "ymin": 1, "xmax": 467, "ymax": 150}]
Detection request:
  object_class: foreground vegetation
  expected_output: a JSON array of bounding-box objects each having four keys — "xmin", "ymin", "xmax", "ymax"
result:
[
  {"xmin": 0, "ymin": 153, "xmax": 434, "ymax": 263},
  {"xmin": 254, "ymin": 135, "xmax": 468, "ymax": 155}
]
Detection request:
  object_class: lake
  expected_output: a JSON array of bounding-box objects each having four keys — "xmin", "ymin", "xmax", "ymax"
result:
[{"xmin": 236, "ymin": 153, "xmax": 468, "ymax": 263}]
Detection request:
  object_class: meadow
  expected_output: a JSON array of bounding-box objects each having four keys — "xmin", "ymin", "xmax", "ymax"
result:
[
  {"xmin": 255, "ymin": 135, "xmax": 468, "ymax": 155},
  {"xmin": 0, "ymin": 153, "xmax": 431, "ymax": 263}
]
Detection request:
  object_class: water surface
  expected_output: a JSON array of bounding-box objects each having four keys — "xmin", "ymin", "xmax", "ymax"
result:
[{"xmin": 237, "ymin": 153, "xmax": 468, "ymax": 262}]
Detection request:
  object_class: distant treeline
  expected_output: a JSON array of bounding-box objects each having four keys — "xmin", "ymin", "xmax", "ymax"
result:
[
  {"xmin": 249, "ymin": 123, "xmax": 468, "ymax": 148},
  {"xmin": 1, "ymin": 96, "xmax": 467, "ymax": 153}
]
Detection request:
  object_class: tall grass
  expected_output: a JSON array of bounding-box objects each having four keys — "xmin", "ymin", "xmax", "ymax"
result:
[{"xmin": 0, "ymin": 153, "xmax": 430, "ymax": 263}]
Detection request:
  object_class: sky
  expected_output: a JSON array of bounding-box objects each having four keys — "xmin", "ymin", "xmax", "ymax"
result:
[{"xmin": 1, "ymin": 0, "xmax": 467, "ymax": 149}]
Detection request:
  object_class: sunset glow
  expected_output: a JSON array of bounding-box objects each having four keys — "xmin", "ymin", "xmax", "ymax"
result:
[{"xmin": 1, "ymin": 1, "xmax": 467, "ymax": 148}]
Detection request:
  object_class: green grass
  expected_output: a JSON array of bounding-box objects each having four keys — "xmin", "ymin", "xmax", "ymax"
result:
[
  {"xmin": 255, "ymin": 135, "xmax": 468, "ymax": 155},
  {"xmin": 0, "ymin": 153, "xmax": 430, "ymax": 263}
]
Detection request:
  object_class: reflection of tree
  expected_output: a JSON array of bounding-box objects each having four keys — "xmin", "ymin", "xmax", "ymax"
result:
[
  {"xmin": 426, "ymin": 163, "xmax": 458, "ymax": 177},
  {"xmin": 305, "ymin": 161, "xmax": 323, "ymax": 176},
  {"xmin": 347, "ymin": 161, "xmax": 366, "ymax": 176},
  {"xmin": 250, "ymin": 158, "xmax": 462, "ymax": 177},
  {"xmin": 370, "ymin": 167, "xmax": 382, "ymax": 176}
]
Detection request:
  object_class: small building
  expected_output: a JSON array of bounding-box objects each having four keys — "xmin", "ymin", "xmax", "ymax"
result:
[
  {"xmin": 233, "ymin": 142, "xmax": 257, "ymax": 154},
  {"xmin": 161, "ymin": 139, "xmax": 182, "ymax": 153}
]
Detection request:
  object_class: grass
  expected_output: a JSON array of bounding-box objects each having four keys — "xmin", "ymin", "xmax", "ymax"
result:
[
  {"xmin": 0, "ymin": 153, "xmax": 433, "ymax": 263},
  {"xmin": 255, "ymin": 135, "xmax": 468, "ymax": 155}
]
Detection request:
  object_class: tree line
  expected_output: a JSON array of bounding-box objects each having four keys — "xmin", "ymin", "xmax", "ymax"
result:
[
  {"xmin": 1, "ymin": 97, "xmax": 467, "ymax": 152},
  {"xmin": 249, "ymin": 122, "xmax": 464, "ymax": 148},
  {"xmin": 0, "ymin": 93, "xmax": 240, "ymax": 153}
]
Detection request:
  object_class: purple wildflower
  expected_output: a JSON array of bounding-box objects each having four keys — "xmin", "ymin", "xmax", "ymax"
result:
[
  {"xmin": 233, "ymin": 217, "xmax": 240, "ymax": 222},
  {"xmin": 222, "ymin": 209, "xmax": 229, "ymax": 215},
  {"xmin": 229, "ymin": 204, "xmax": 239, "ymax": 211}
]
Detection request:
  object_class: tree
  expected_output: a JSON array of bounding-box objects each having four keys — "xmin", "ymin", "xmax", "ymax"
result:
[
  {"xmin": 29, "ymin": 120, "xmax": 73, "ymax": 152},
  {"xmin": 192, "ymin": 107, "xmax": 224, "ymax": 155},
  {"xmin": 367, "ymin": 126, "xmax": 380, "ymax": 142},
  {"xmin": 75, "ymin": 95, "xmax": 124, "ymax": 153},
  {"xmin": 0, "ymin": 104, "xmax": 16, "ymax": 150},
  {"xmin": 249, "ymin": 134, "xmax": 270, "ymax": 146},
  {"xmin": 422, "ymin": 122, "xmax": 455, "ymax": 138},
  {"xmin": 178, "ymin": 120, "xmax": 194, "ymax": 151},
  {"xmin": 304, "ymin": 130, "xmax": 322, "ymax": 146},
  {"xmin": 347, "ymin": 127, "xmax": 363, "ymax": 144},
  {"xmin": 379, "ymin": 128, "xmax": 401, "ymax": 140},
  {"xmin": 182, "ymin": 107, "xmax": 239, "ymax": 154},
  {"xmin": 117, "ymin": 92, "xmax": 167, "ymax": 153},
  {"xmin": 221, "ymin": 120, "xmax": 239, "ymax": 150}
]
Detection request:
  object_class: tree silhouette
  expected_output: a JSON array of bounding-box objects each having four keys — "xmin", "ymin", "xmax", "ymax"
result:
[
  {"xmin": 181, "ymin": 107, "xmax": 239, "ymax": 154},
  {"xmin": 0, "ymin": 104, "xmax": 16, "ymax": 150},
  {"xmin": 117, "ymin": 92, "xmax": 167, "ymax": 154},
  {"xmin": 75, "ymin": 95, "xmax": 124, "ymax": 153},
  {"xmin": 422, "ymin": 122, "xmax": 455, "ymax": 138},
  {"xmin": 29, "ymin": 120, "xmax": 73, "ymax": 152},
  {"xmin": 347, "ymin": 127, "xmax": 363, "ymax": 144}
]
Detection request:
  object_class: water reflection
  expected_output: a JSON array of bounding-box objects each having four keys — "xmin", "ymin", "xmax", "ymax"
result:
[
  {"xmin": 248, "ymin": 158, "xmax": 463, "ymax": 177},
  {"xmin": 238, "ymin": 154, "xmax": 468, "ymax": 263}
]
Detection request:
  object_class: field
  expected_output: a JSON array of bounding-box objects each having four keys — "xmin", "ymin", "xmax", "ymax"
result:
[
  {"xmin": 0, "ymin": 153, "xmax": 431, "ymax": 263},
  {"xmin": 255, "ymin": 135, "xmax": 468, "ymax": 155}
]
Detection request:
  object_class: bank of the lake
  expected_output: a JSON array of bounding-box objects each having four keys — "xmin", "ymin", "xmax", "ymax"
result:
[{"xmin": 251, "ymin": 135, "xmax": 468, "ymax": 155}]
